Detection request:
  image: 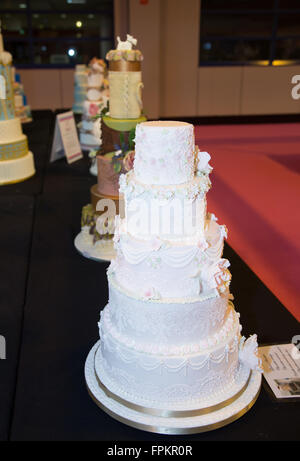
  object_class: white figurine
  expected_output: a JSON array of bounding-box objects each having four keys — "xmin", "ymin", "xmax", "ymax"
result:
[{"xmin": 116, "ymin": 34, "xmax": 137, "ymax": 50}]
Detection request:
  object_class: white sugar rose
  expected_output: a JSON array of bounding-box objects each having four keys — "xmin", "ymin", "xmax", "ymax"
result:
[
  {"xmin": 239, "ymin": 335, "xmax": 263, "ymax": 372},
  {"xmin": 197, "ymin": 151, "xmax": 213, "ymax": 175}
]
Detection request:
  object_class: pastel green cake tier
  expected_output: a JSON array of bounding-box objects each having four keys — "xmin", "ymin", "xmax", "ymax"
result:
[{"xmin": 102, "ymin": 115, "xmax": 147, "ymax": 132}]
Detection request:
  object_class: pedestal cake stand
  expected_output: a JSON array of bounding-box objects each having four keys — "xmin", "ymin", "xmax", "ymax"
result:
[{"xmin": 85, "ymin": 341, "xmax": 262, "ymax": 435}]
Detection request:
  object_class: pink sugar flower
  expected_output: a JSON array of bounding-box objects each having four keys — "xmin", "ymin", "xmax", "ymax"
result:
[
  {"xmin": 123, "ymin": 150, "xmax": 135, "ymax": 172},
  {"xmin": 89, "ymin": 103, "xmax": 99, "ymax": 116}
]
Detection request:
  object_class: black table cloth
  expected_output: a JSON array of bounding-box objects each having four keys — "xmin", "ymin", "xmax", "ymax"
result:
[
  {"xmin": 0, "ymin": 195, "xmax": 35, "ymax": 440},
  {"xmin": 0, "ymin": 111, "xmax": 299, "ymax": 441}
]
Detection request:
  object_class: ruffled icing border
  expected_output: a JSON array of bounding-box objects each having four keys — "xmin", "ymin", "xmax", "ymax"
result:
[
  {"xmin": 119, "ymin": 171, "xmax": 211, "ymax": 201},
  {"xmin": 106, "ymin": 49, "xmax": 143, "ymax": 62}
]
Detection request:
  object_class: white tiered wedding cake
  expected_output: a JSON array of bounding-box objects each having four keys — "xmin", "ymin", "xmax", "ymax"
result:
[{"xmin": 85, "ymin": 121, "xmax": 262, "ymax": 434}]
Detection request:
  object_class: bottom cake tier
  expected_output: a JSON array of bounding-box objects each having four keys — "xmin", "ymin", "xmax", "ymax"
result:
[
  {"xmin": 86, "ymin": 339, "xmax": 261, "ymax": 434},
  {"xmin": 97, "ymin": 304, "xmax": 243, "ymax": 406},
  {"xmin": 0, "ymin": 151, "xmax": 35, "ymax": 185}
]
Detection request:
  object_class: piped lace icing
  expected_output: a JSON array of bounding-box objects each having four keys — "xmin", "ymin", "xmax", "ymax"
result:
[
  {"xmin": 119, "ymin": 170, "xmax": 211, "ymax": 201},
  {"xmin": 134, "ymin": 121, "xmax": 195, "ymax": 185},
  {"xmin": 100, "ymin": 303, "xmax": 238, "ymax": 356}
]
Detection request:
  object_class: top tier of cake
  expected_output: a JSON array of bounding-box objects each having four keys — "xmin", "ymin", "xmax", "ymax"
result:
[
  {"xmin": 134, "ymin": 121, "xmax": 195, "ymax": 185},
  {"xmin": 106, "ymin": 49, "xmax": 143, "ymax": 68}
]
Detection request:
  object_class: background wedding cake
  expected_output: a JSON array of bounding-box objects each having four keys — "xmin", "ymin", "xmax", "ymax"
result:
[
  {"xmin": 72, "ymin": 64, "xmax": 88, "ymax": 115},
  {"xmin": 0, "ymin": 23, "xmax": 35, "ymax": 185},
  {"xmin": 79, "ymin": 58, "xmax": 108, "ymax": 151},
  {"xmin": 85, "ymin": 121, "xmax": 262, "ymax": 433},
  {"xmin": 77, "ymin": 35, "xmax": 146, "ymax": 260},
  {"xmin": 12, "ymin": 68, "xmax": 32, "ymax": 123}
]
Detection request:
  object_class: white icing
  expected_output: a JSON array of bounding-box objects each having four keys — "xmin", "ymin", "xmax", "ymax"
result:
[
  {"xmin": 105, "ymin": 276, "xmax": 229, "ymax": 348},
  {"xmin": 101, "ymin": 299, "xmax": 237, "ymax": 355},
  {"xmin": 98, "ymin": 313, "xmax": 241, "ymax": 404},
  {"xmin": 113, "ymin": 217, "xmax": 229, "ymax": 299},
  {"xmin": 94, "ymin": 120, "xmax": 261, "ymax": 409},
  {"xmin": 119, "ymin": 170, "xmax": 211, "ymax": 201},
  {"xmin": 195, "ymin": 148, "xmax": 213, "ymax": 176},
  {"xmin": 119, "ymin": 171, "xmax": 208, "ymax": 241},
  {"xmin": 134, "ymin": 121, "xmax": 195, "ymax": 185}
]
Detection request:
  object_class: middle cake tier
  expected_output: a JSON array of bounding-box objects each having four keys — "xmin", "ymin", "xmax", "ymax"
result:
[
  {"xmin": 102, "ymin": 274, "xmax": 233, "ymax": 352},
  {"xmin": 112, "ymin": 212, "xmax": 230, "ymax": 300},
  {"xmin": 119, "ymin": 170, "xmax": 211, "ymax": 241}
]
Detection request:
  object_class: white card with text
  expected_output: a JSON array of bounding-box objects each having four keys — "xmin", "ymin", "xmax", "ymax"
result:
[
  {"xmin": 258, "ymin": 343, "xmax": 300, "ymax": 399},
  {"xmin": 50, "ymin": 111, "xmax": 83, "ymax": 164}
]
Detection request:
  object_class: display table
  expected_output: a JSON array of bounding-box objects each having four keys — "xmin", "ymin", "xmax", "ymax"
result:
[{"xmin": 0, "ymin": 111, "xmax": 298, "ymax": 441}]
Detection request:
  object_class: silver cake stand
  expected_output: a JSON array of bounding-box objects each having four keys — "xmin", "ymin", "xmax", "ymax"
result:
[
  {"xmin": 74, "ymin": 231, "xmax": 116, "ymax": 262},
  {"xmin": 85, "ymin": 341, "xmax": 262, "ymax": 435}
]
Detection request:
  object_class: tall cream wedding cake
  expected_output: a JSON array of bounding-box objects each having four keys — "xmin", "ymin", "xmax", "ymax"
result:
[
  {"xmin": 85, "ymin": 121, "xmax": 262, "ymax": 433},
  {"xmin": 0, "ymin": 23, "xmax": 35, "ymax": 185},
  {"xmin": 77, "ymin": 35, "xmax": 146, "ymax": 261}
]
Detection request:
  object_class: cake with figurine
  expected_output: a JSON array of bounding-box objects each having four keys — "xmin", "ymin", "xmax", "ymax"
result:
[{"xmin": 76, "ymin": 35, "xmax": 146, "ymax": 260}]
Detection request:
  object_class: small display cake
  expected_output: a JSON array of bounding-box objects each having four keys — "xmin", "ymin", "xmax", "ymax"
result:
[
  {"xmin": 82, "ymin": 149, "xmax": 134, "ymax": 245},
  {"xmin": 0, "ymin": 22, "xmax": 35, "ymax": 185},
  {"xmin": 12, "ymin": 69, "xmax": 32, "ymax": 123},
  {"xmin": 72, "ymin": 64, "xmax": 88, "ymax": 114},
  {"xmin": 77, "ymin": 35, "xmax": 146, "ymax": 260},
  {"xmin": 79, "ymin": 58, "xmax": 109, "ymax": 150}
]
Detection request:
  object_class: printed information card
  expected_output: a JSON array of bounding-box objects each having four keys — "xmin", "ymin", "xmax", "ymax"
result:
[
  {"xmin": 258, "ymin": 343, "xmax": 300, "ymax": 399},
  {"xmin": 50, "ymin": 111, "xmax": 83, "ymax": 164}
]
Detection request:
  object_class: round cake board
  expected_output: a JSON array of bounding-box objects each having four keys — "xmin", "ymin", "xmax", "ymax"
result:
[
  {"xmin": 85, "ymin": 341, "xmax": 262, "ymax": 435},
  {"xmin": 74, "ymin": 231, "xmax": 116, "ymax": 262}
]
